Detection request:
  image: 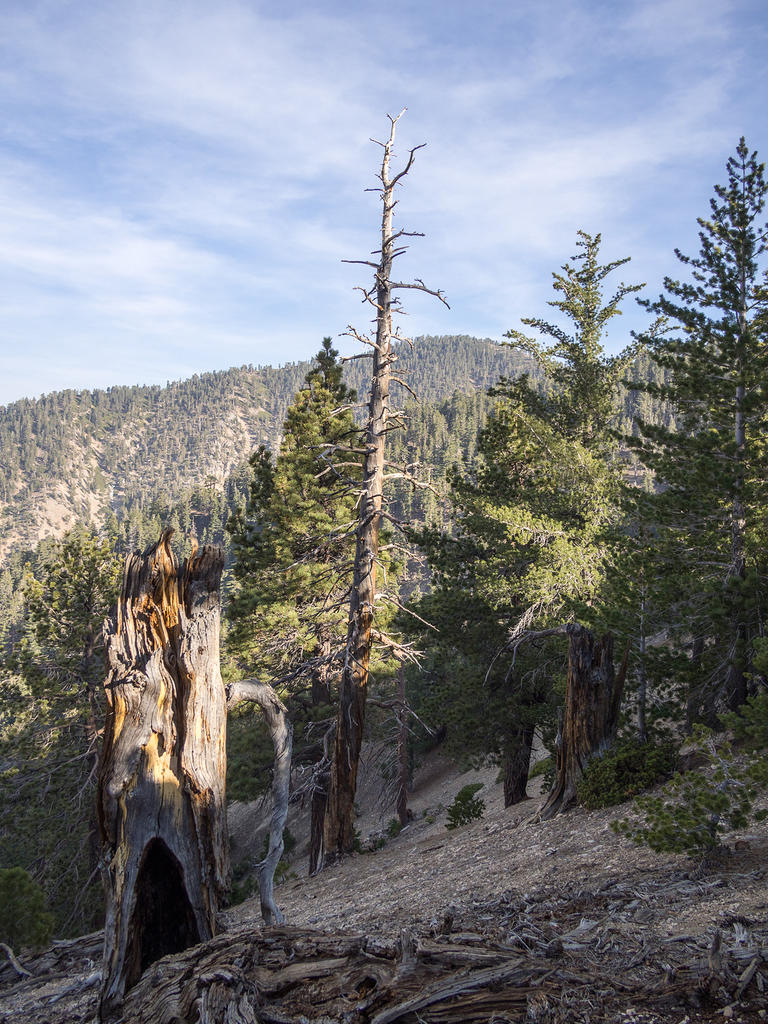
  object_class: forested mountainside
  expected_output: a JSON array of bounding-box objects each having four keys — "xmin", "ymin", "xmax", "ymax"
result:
[
  {"xmin": 0, "ymin": 334, "xmax": 669, "ymax": 568},
  {"xmin": 0, "ymin": 336, "xmax": 532, "ymax": 564}
]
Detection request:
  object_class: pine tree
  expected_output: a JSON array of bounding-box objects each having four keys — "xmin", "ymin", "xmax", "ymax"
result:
[
  {"xmin": 408, "ymin": 398, "xmax": 618, "ymax": 805},
  {"xmin": 628, "ymin": 138, "xmax": 768, "ymax": 715},
  {"xmin": 0, "ymin": 525, "xmax": 122, "ymax": 935},
  {"xmin": 226, "ymin": 338, "xmax": 358, "ymax": 690},
  {"xmin": 225, "ymin": 338, "xmax": 359, "ymax": 865},
  {"xmin": 504, "ymin": 229, "xmax": 643, "ymax": 449},
  {"xmin": 409, "ymin": 232, "xmax": 641, "ymax": 804}
]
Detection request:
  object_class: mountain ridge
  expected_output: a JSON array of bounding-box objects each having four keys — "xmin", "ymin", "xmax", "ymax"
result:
[{"xmin": 0, "ymin": 336, "xmax": 530, "ymax": 564}]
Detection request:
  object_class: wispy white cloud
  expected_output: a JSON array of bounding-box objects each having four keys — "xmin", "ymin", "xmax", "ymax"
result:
[{"xmin": 0, "ymin": 0, "xmax": 765, "ymax": 403}]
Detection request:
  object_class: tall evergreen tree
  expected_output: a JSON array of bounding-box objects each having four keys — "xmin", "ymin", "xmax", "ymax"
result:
[
  {"xmin": 409, "ymin": 232, "xmax": 640, "ymax": 803},
  {"xmin": 0, "ymin": 525, "xmax": 122, "ymax": 935},
  {"xmin": 628, "ymin": 139, "xmax": 768, "ymax": 714},
  {"xmin": 504, "ymin": 230, "xmax": 642, "ymax": 449},
  {"xmin": 226, "ymin": 337, "xmax": 358, "ymax": 690},
  {"xmin": 225, "ymin": 339, "xmax": 359, "ymax": 869}
]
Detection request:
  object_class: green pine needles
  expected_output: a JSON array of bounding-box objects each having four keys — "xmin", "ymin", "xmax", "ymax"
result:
[
  {"xmin": 445, "ymin": 783, "xmax": 485, "ymax": 829},
  {"xmin": 576, "ymin": 741, "xmax": 677, "ymax": 810},
  {"xmin": 613, "ymin": 720, "xmax": 768, "ymax": 857},
  {"xmin": 627, "ymin": 138, "xmax": 768, "ymax": 716},
  {"xmin": 0, "ymin": 867, "xmax": 54, "ymax": 952}
]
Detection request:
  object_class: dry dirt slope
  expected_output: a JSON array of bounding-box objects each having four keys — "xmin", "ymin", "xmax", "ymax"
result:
[{"xmin": 1, "ymin": 754, "xmax": 767, "ymax": 1023}]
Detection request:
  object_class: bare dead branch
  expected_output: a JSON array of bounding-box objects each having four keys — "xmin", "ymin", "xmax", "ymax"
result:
[
  {"xmin": 0, "ymin": 942, "xmax": 32, "ymax": 978},
  {"xmin": 225, "ymin": 678, "xmax": 292, "ymax": 925},
  {"xmin": 390, "ymin": 280, "xmax": 450, "ymax": 308},
  {"xmin": 367, "ymin": 697, "xmax": 435, "ymax": 736},
  {"xmin": 376, "ymin": 592, "xmax": 439, "ymax": 632},
  {"xmin": 389, "ymin": 143, "xmax": 427, "ymax": 189}
]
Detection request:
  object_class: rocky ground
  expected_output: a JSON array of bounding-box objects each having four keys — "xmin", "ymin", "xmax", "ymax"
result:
[{"xmin": 1, "ymin": 751, "xmax": 767, "ymax": 1023}]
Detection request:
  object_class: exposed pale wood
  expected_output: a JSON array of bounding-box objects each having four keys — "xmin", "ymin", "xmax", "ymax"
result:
[
  {"xmin": 98, "ymin": 532, "xmax": 227, "ymax": 1019},
  {"xmin": 0, "ymin": 943, "xmax": 31, "ymax": 978},
  {"xmin": 226, "ymin": 679, "xmax": 293, "ymax": 925}
]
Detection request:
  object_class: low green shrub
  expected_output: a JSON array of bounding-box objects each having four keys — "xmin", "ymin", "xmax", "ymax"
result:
[
  {"xmin": 0, "ymin": 867, "xmax": 54, "ymax": 951},
  {"xmin": 577, "ymin": 741, "xmax": 678, "ymax": 809},
  {"xmin": 613, "ymin": 726, "xmax": 766, "ymax": 857},
  {"xmin": 387, "ymin": 817, "xmax": 403, "ymax": 838},
  {"xmin": 528, "ymin": 756, "xmax": 553, "ymax": 780},
  {"xmin": 445, "ymin": 783, "xmax": 485, "ymax": 829}
]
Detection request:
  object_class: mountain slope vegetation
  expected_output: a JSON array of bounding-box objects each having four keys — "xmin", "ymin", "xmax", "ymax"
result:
[{"xmin": 0, "ymin": 336, "xmax": 532, "ymax": 564}]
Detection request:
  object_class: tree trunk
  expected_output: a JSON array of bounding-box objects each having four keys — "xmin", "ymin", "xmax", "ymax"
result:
[
  {"xmin": 309, "ymin": 718, "xmax": 334, "ymax": 875},
  {"xmin": 536, "ymin": 625, "xmax": 627, "ymax": 821},
  {"xmin": 226, "ymin": 679, "xmax": 292, "ymax": 925},
  {"xmin": 323, "ymin": 111, "xmax": 447, "ymax": 864},
  {"xmin": 309, "ymin": 765, "xmax": 330, "ymax": 875},
  {"xmin": 502, "ymin": 720, "xmax": 535, "ymax": 807},
  {"xmin": 98, "ymin": 533, "xmax": 227, "ymax": 1020},
  {"xmin": 396, "ymin": 664, "xmax": 409, "ymax": 826},
  {"xmin": 322, "ymin": 117, "xmax": 398, "ymax": 864},
  {"xmin": 309, "ymin": 648, "xmax": 332, "ymax": 874}
]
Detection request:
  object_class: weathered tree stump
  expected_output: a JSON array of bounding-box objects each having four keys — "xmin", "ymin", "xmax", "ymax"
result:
[
  {"xmin": 536, "ymin": 624, "xmax": 628, "ymax": 821},
  {"xmin": 97, "ymin": 532, "xmax": 228, "ymax": 1019}
]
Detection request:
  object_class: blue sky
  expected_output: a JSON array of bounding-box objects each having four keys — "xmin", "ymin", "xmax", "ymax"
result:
[{"xmin": 0, "ymin": 0, "xmax": 766, "ymax": 406}]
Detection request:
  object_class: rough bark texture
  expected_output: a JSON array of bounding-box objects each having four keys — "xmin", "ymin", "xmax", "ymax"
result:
[
  {"xmin": 97, "ymin": 532, "xmax": 227, "ymax": 1020},
  {"xmin": 226, "ymin": 679, "xmax": 293, "ymax": 925},
  {"xmin": 308, "ymin": 655, "xmax": 332, "ymax": 874},
  {"xmin": 502, "ymin": 720, "xmax": 535, "ymax": 807},
  {"xmin": 308, "ymin": 724, "xmax": 333, "ymax": 875},
  {"xmin": 536, "ymin": 624, "xmax": 627, "ymax": 821}
]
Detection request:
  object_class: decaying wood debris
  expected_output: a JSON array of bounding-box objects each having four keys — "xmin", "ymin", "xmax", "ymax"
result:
[
  {"xmin": 3, "ymin": 861, "xmax": 766, "ymax": 1023},
  {"xmin": 98, "ymin": 532, "xmax": 228, "ymax": 1019}
]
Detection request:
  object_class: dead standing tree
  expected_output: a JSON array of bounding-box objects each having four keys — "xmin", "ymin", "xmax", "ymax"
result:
[
  {"xmin": 322, "ymin": 111, "xmax": 448, "ymax": 864},
  {"xmin": 98, "ymin": 533, "xmax": 228, "ymax": 1019},
  {"xmin": 226, "ymin": 678, "xmax": 292, "ymax": 925},
  {"xmin": 98, "ymin": 533, "xmax": 294, "ymax": 1017},
  {"xmin": 531, "ymin": 623, "xmax": 628, "ymax": 821}
]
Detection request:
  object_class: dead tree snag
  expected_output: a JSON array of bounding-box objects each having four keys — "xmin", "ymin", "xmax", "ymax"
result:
[
  {"xmin": 536, "ymin": 624, "xmax": 628, "ymax": 820},
  {"xmin": 226, "ymin": 678, "xmax": 292, "ymax": 925},
  {"xmin": 323, "ymin": 110, "xmax": 448, "ymax": 864},
  {"xmin": 97, "ymin": 532, "xmax": 227, "ymax": 1019}
]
